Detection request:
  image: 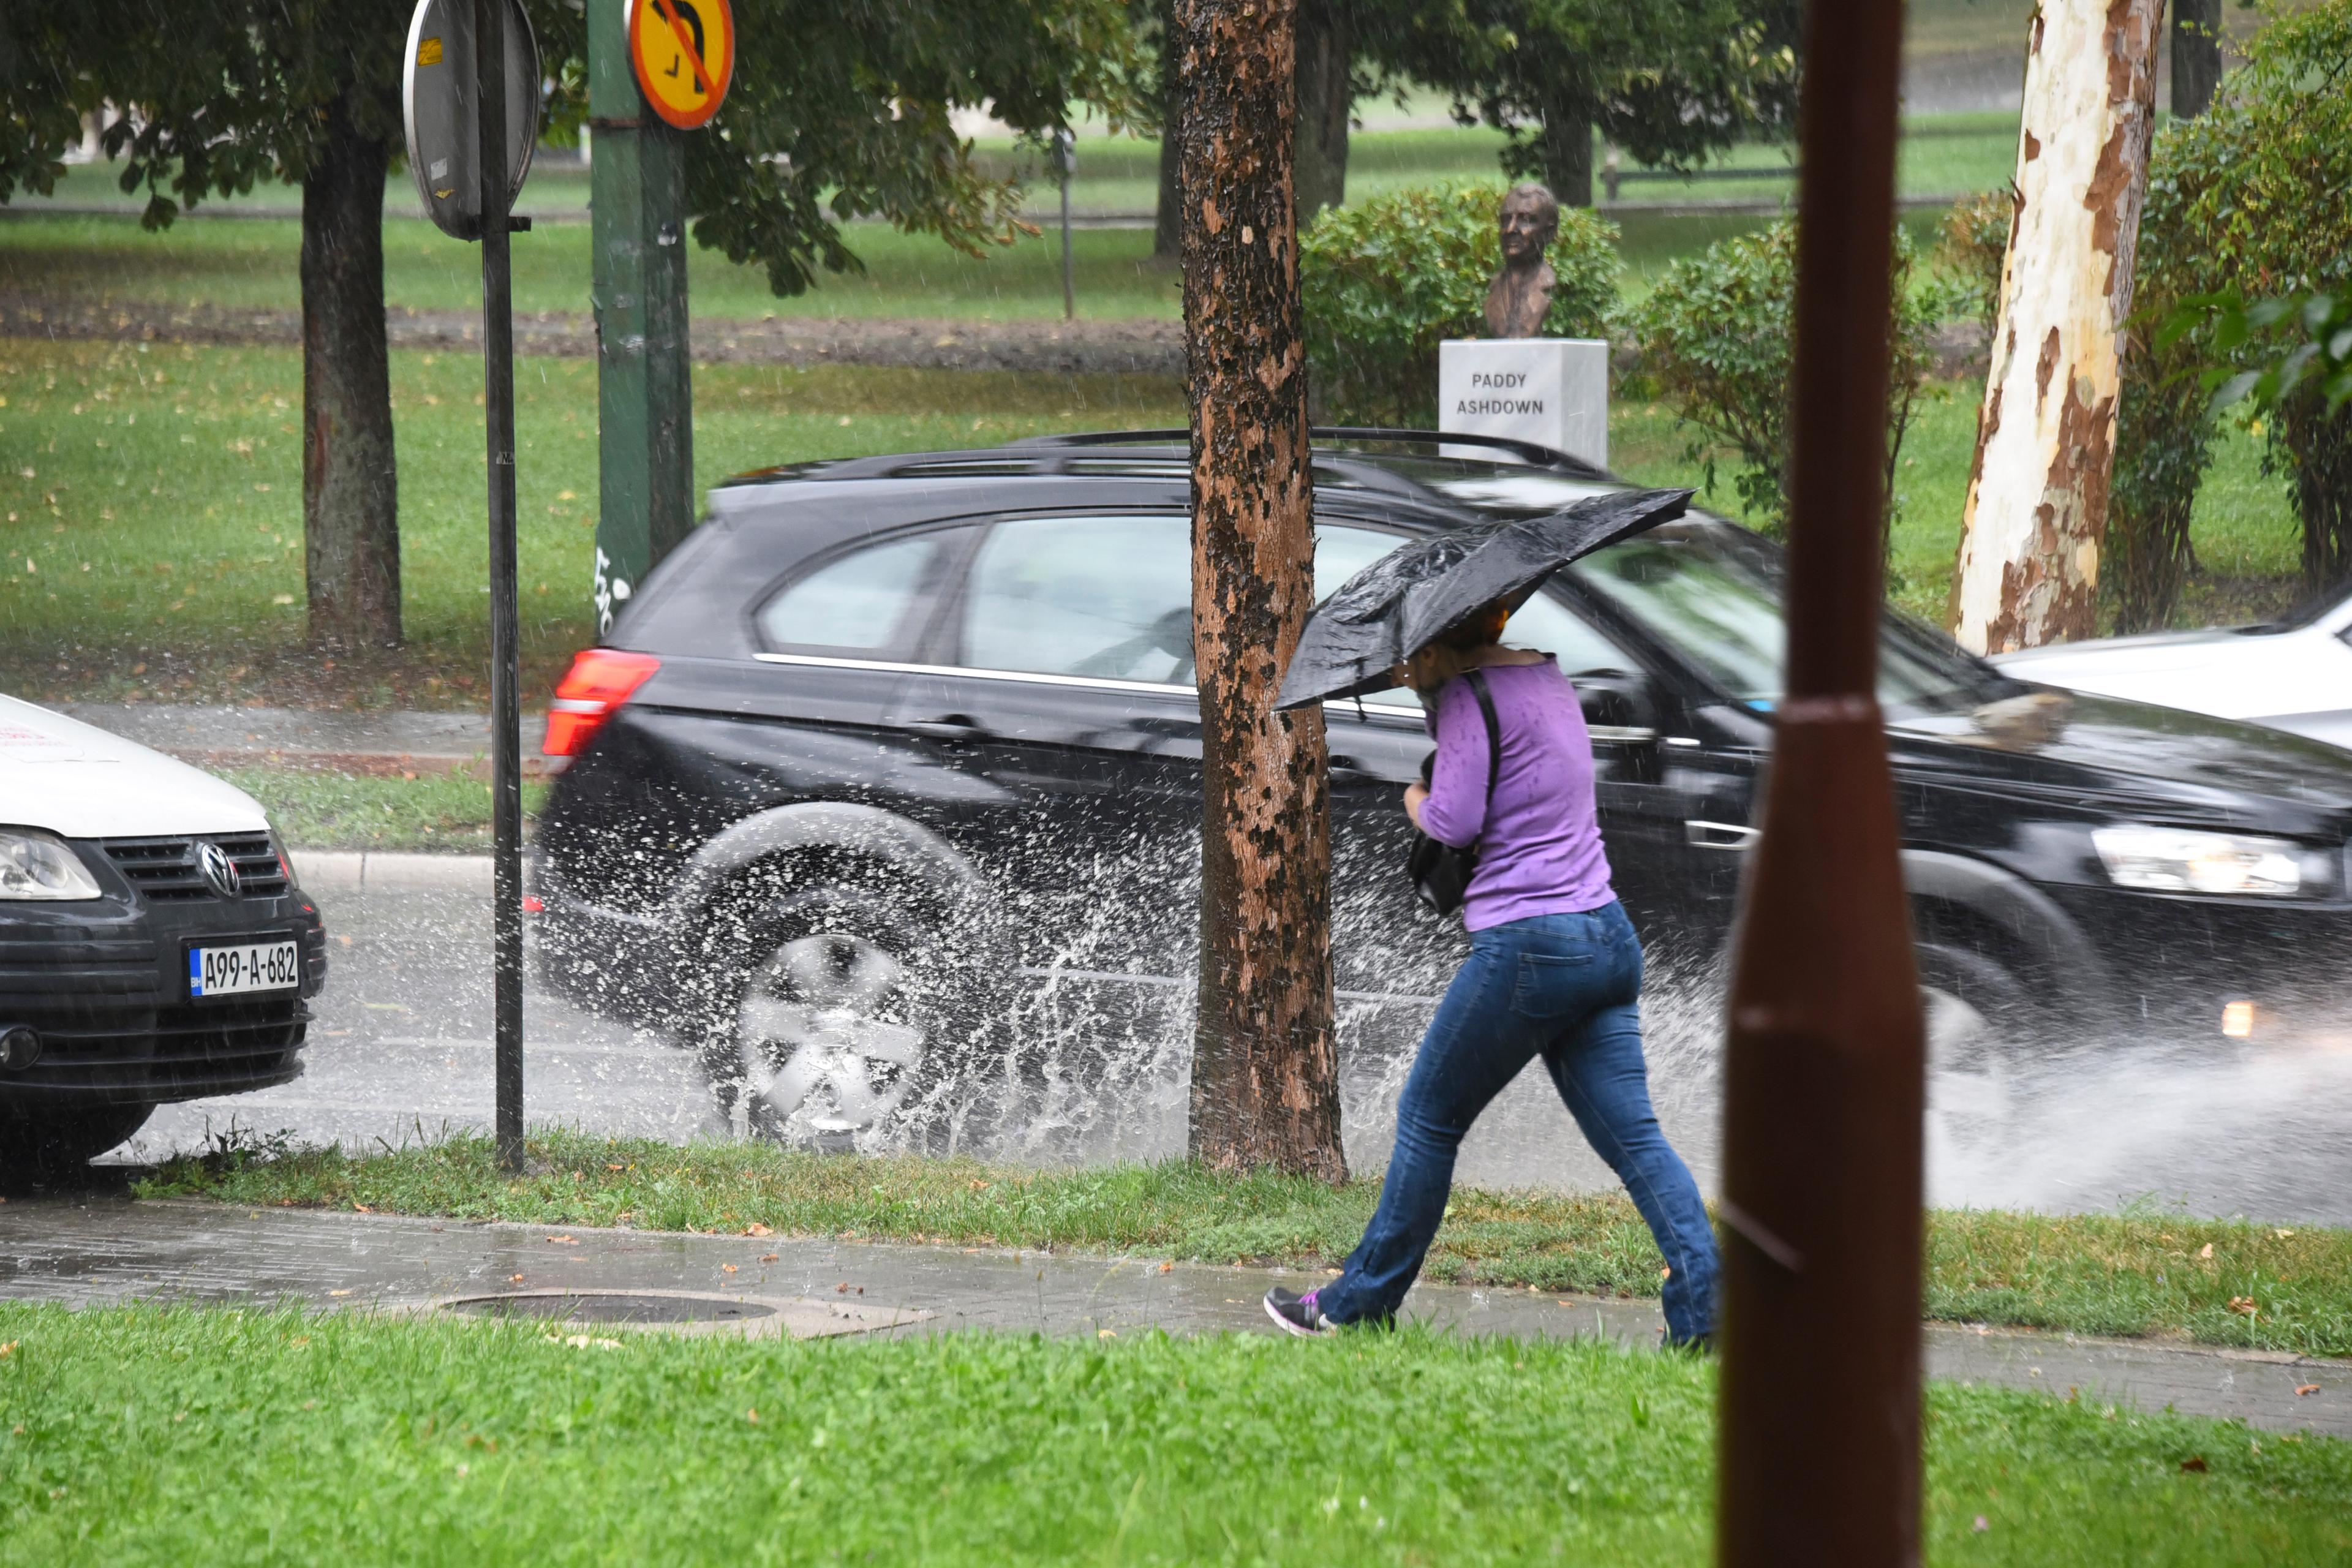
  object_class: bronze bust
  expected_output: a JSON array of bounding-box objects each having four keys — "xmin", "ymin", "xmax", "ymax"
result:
[{"xmin": 1483, "ymin": 183, "xmax": 1560, "ymax": 339}]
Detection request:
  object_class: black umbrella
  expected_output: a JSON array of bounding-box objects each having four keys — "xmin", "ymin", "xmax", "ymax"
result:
[{"xmin": 1274, "ymin": 487, "xmax": 1692, "ymax": 710}]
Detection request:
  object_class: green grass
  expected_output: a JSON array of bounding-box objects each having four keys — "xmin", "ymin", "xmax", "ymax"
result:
[
  {"xmin": 2, "ymin": 1302, "xmax": 2345, "ymax": 1568},
  {"xmin": 222, "ymin": 767, "xmax": 549, "ymax": 852},
  {"xmin": 138, "ymin": 1132, "xmax": 2352, "ymax": 1359},
  {"xmin": 0, "ymin": 338, "xmax": 1184, "ymax": 705}
]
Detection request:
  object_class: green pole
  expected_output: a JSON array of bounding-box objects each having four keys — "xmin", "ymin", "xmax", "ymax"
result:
[{"xmin": 589, "ymin": 0, "xmax": 693, "ymax": 636}]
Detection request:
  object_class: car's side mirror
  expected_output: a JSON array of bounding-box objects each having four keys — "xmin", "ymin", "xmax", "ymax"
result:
[{"xmin": 1573, "ymin": 669, "xmax": 1660, "ymax": 741}]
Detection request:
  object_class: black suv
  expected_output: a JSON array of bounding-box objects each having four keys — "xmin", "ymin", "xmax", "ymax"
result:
[{"xmin": 535, "ymin": 432, "xmax": 2352, "ymax": 1147}]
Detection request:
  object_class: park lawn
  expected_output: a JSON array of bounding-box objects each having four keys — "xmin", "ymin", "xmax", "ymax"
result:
[
  {"xmin": 0, "ymin": 338, "xmax": 1183, "ymax": 706},
  {"xmin": 0, "ymin": 334, "xmax": 2308, "ymax": 706},
  {"xmin": 227, "ymin": 767, "xmax": 550, "ymax": 853},
  {"xmin": 1, "ymin": 1304, "xmax": 2345, "ymax": 1568},
  {"xmin": 140, "ymin": 1131, "xmax": 2352, "ymax": 1360}
]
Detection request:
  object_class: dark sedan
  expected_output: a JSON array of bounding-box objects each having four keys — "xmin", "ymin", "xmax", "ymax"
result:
[{"xmin": 533, "ymin": 432, "xmax": 2352, "ymax": 1147}]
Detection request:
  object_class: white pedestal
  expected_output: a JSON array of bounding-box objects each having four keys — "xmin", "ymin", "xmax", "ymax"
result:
[{"xmin": 1437, "ymin": 338, "xmax": 1609, "ymax": 470}]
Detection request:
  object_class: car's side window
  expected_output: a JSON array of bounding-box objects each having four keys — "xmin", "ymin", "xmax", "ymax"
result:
[
  {"xmin": 756, "ymin": 532, "xmax": 950, "ymax": 654},
  {"xmin": 1316, "ymin": 525, "xmax": 1634, "ymax": 709},
  {"xmin": 960, "ymin": 515, "xmax": 1194, "ymax": 685}
]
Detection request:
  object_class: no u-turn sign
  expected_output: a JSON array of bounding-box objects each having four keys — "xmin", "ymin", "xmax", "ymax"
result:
[{"xmin": 629, "ymin": 0, "xmax": 735, "ymax": 129}]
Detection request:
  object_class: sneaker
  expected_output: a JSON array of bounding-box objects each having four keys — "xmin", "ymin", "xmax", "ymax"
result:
[{"xmin": 1264, "ymin": 1285, "xmax": 1334, "ymax": 1338}]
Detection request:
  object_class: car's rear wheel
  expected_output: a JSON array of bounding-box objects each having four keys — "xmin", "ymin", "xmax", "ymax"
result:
[
  {"xmin": 697, "ymin": 883, "xmax": 1012, "ymax": 1153},
  {"xmin": 0, "ymin": 1102, "xmax": 153, "ymax": 1188}
]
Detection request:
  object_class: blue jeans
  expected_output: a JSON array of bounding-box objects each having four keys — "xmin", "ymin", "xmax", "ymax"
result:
[{"xmin": 1319, "ymin": 902, "xmax": 1720, "ymax": 1344}]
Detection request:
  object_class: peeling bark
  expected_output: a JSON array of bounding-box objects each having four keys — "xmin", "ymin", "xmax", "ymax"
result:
[
  {"xmin": 1950, "ymin": 0, "xmax": 2160, "ymax": 653},
  {"xmin": 300, "ymin": 92, "xmax": 401, "ymax": 650},
  {"xmin": 1177, "ymin": 0, "xmax": 1344, "ymax": 1181}
]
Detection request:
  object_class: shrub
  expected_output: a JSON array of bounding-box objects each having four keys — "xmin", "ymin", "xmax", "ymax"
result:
[
  {"xmin": 1301, "ymin": 184, "xmax": 1618, "ymax": 427},
  {"xmin": 2109, "ymin": 0, "xmax": 2352, "ymax": 622},
  {"xmin": 1629, "ymin": 220, "xmax": 1946, "ymax": 540},
  {"xmin": 1936, "ymin": 189, "xmax": 2011, "ymax": 342}
]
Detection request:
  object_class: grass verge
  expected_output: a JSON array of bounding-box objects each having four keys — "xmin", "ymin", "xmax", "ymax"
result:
[
  {"xmin": 139, "ymin": 1131, "xmax": 2352, "ymax": 1360},
  {"xmin": 3, "ymin": 1301, "xmax": 2345, "ymax": 1567},
  {"xmin": 221, "ymin": 767, "xmax": 548, "ymax": 853}
]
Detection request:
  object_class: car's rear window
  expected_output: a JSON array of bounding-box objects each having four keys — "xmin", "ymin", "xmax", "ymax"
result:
[{"xmin": 758, "ymin": 534, "xmax": 946, "ymax": 652}]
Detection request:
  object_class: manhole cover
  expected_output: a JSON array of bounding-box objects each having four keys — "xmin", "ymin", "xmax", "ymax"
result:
[{"xmin": 444, "ymin": 1291, "xmax": 780, "ymax": 1324}]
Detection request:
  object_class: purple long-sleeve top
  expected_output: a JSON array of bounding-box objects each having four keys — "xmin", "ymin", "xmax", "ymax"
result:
[{"xmin": 1420, "ymin": 657, "xmax": 1615, "ymax": 932}]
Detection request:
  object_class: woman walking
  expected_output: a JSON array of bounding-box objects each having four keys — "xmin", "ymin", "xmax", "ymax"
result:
[{"xmin": 1265, "ymin": 598, "xmax": 1720, "ymax": 1347}]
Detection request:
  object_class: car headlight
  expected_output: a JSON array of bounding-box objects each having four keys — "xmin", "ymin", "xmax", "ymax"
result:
[
  {"xmin": 0, "ymin": 827, "xmax": 102, "ymax": 900},
  {"xmin": 2091, "ymin": 824, "xmax": 2326, "ymax": 899}
]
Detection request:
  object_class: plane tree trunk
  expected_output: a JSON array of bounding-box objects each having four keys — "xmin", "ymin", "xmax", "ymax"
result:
[
  {"xmin": 1294, "ymin": 0, "xmax": 1350, "ymax": 227},
  {"xmin": 1949, "ymin": 0, "xmax": 2161, "ymax": 652},
  {"xmin": 1175, "ymin": 0, "xmax": 1345, "ymax": 1180},
  {"xmin": 300, "ymin": 91, "xmax": 401, "ymax": 650},
  {"xmin": 1154, "ymin": 0, "xmax": 1184, "ymax": 259}
]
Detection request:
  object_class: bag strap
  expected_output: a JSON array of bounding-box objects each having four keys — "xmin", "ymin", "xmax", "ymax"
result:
[{"xmin": 1464, "ymin": 669, "xmax": 1502, "ymax": 848}]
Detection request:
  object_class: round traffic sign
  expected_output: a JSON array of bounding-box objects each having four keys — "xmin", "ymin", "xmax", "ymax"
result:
[
  {"xmin": 629, "ymin": 0, "xmax": 735, "ymax": 130},
  {"xmin": 402, "ymin": 0, "xmax": 541, "ymax": 240}
]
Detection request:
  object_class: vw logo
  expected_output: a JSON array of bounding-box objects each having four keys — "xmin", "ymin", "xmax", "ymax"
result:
[{"xmin": 196, "ymin": 841, "xmax": 243, "ymax": 899}]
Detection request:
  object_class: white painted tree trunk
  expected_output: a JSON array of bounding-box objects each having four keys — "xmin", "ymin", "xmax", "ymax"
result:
[{"xmin": 1949, "ymin": 0, "xmax": 2162, "ymax": 653}]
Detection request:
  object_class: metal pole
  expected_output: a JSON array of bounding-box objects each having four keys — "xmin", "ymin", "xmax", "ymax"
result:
[
  {"xmin": 1057, "ymin": 129, "xmax": 1076, "ymax": 322},
  {"xmin": 1714, "ymin": 0, "xmax": 1922, "ymax": 1561},
  {"xmin": 589, "ymin": 0, "xmax": 694, "ymax": 638},
  {"xmin": 475, "ymin": 0, "xmax": 527, "ymax": 1174}
]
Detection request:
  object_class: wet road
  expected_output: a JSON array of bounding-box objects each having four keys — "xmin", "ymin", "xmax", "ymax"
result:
[{"xmin": 119, "ymin": 873, "xmax": 2352, "ymax": 1229}]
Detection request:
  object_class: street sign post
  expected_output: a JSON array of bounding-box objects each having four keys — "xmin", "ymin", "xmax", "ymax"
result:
[
  {"xmin": 1714, "ymin": 0, "xmax": 1924, "ymax": 1559},
  {"xmin": 592, "ymin": 0, "xmax": 733, "ymax": 636},
  {"xmin": 403, "ymin": 0, "xmax": 540, "ymax": 1173}
]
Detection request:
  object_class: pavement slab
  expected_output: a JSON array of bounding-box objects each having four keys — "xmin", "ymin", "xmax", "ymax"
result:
[{"xmin": 0, "ymin": 1195, "xmax": 2343, "ymax": 1438}]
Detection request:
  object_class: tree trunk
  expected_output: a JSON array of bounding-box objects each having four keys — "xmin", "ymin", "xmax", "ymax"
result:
[
  {"xmin": 1175, "ymin": 0, "xmax": 1344, "ymax": 1181},
  {"xmin": 1949, "ymin": 0, "xmax": 2161, "ymax": 653},
  {"xmin": 300, "ymin": 92, "xmax": 400, "ymax": 650},
  {"xmin": 1293, "ymin": 0, "xmax": 1350, "ymax": 228},
  {"xmin": 2169, "ymin": 0, "xmax": 2223, "ymax": 120},
  {"xmin": 1537, "ymin": 105, "xmax": 1594, "ymax": 209},
  {"xmin": 1153, "ymin": 0, "xmax": 1184, "ymax": 260}
]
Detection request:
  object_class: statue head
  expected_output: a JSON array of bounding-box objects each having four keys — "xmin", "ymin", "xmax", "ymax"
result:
[{"xmin": 1497, "ymin": 183, "xmax": 1559, "ymax": 269}]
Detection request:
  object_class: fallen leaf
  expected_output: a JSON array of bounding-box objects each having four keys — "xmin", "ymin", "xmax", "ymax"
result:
[
  {"xmin": 0, "ymin": 1342, "xmax": 15, "ymax": 1358},
  {"xmin": 1158, "ymin": 1262, "xmax": 1173, "ymax": 1274},
  {"xmin": 605, "ymin": 1163, "xmax": 625, "ymax": 1172},
  {"xmin": 546, "ymin": 1235, "xmax": 577, "ymax": 1245},
  {"xmin": 1098, "ymin": 1329, "xmax": 1117, "ymax": 1339},
  {"xmin": 722, "ymin": 1264, "xmax": 738, "ymax": 1275},
  {"xmin": 745, "ymin": 1408, "xmax": 759, "ymax": 1423},
  {"xmin": 509, "ymin": 1273, "xmax": 525, "ymax": 1283},
  {"xmin": 352, "ymin": 1204, "xmax": 372, "ymax": 1214},
  {"xmin": 2198, "ymin": 1243, "xmax": 2214, "ymax": 1260},
  {"xmin": 760, "ymin": 1254, "xmax": 780, "ymax": 1264},
  {"xmin": 745, "ymin": 1223, "xmax": 772, "ymax": 1237},
  {"xmin": 835, "ymin": 1282, "xmax": 850, "ymax": 1294},
  {"xmin": 2180, "ymin": 1456, "xmax": 2208, "ymax": 1472},
  {"xmin": 328, "ymin": 1289, "xmax": 352, "ymax": 1298},
  {"xmin": 2296, "ymin": 1384, "xmax": 2321, "ymax": 1396},
  {"xmin": 1971, "ymin": 1516, "xmax": 1989, "ymax": 1534},
  {"xmin": 2228, "ymin": 1296, "xmax": 2258, "ymax": 1316}
]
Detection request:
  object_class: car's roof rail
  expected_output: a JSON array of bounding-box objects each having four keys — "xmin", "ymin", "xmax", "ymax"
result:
[{"xmin": 1005, "ymin": 426, "xmax": 1611, "ymax": 479}]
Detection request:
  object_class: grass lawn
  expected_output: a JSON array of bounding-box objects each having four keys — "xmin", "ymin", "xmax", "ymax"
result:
[
  {"xmin": 226, "ymin": 767, "xmax": 549, "ymax": 853},
  {"xmin": 0, "ymin": 335, "xmax": 2308, "ymax": 707},
  {"xmin": 140, "ymin": 1132, "xmax": 2352, "ymax": 1360},
  {"xmin": 2, "ymin": 1303, "xmax": 2345, "ymax": 1568}
]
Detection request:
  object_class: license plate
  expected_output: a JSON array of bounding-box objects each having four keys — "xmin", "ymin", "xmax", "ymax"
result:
[{"xmin": 188, "ymin": 940, "xmax": 300, "ymax": 998}]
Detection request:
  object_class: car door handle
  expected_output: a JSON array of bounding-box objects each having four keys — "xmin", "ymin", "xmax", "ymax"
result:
[
  {"xmin": 1684, "ymin": 820, "xmax": 1760, "ymax": 851},
  {"xmin": 908, "ymin": 714, "xmax": 991, "ymax": 743}
]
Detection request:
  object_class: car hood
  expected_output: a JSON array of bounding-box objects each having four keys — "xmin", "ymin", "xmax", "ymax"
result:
[
  {"xmin": 1887, "ymin": 685, "xmax": 2352, "ymax": 833},
  {"xmin": 0, "ymin": 695, "xmax": 270, "ymax": 839}
]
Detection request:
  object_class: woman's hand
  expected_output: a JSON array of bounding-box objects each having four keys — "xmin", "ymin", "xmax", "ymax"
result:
[{"xmin": 1403, "ymin": 780, "xmax": 1429, "ymax": 831}]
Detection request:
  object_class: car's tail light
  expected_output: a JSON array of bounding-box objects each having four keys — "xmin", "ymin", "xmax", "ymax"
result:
[{"xmin": 544, "ymin": 649, "xmax": 661, "ymax": 757}]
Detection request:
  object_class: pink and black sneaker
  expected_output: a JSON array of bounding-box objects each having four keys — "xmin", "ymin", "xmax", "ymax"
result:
[{"xmin": 1263, "ymin": 1285, "xmax": 1334, "ymax": 1338}]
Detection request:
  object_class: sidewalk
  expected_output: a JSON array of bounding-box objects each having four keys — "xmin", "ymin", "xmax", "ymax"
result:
[
  {"xmin": 2, "ymin": 1193, "xmax": 2343, "ymax": 1438},
  {"xmin": 62, "ymin": 701, "xmax": 529, "ymax": 780}
]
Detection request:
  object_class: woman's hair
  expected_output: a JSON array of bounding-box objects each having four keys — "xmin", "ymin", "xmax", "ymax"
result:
[{"xmin": 1405, "ymin": 598, "xmax": 1512, "ymax": 701}]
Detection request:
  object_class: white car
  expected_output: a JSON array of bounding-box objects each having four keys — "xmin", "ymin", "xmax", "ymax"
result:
[
  {"xmin": 0, "ymin": 694, "xmax": 326, "ymax": 1183},
  {"xmin": 1989, "ymin": 587, "xmax": 2352, "ymax": 751}
]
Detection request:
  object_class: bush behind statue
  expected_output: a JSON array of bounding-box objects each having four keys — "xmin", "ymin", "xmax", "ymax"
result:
[
  {"xmin": 1302, "ymin": 184, "xmax": 1617, "ymax": 428},
  {"xmin": 1630, "ymin": 220, "xmax": 1947, "ymax": 543}
]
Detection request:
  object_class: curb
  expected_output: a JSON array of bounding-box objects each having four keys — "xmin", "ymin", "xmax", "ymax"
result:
[{"xmin": 289, "ymin": 850, "xmax": 499, "ymax": 894}]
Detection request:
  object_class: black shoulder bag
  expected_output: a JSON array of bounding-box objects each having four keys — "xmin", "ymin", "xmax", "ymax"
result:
[{"xmin": 1404, "ymin": 669, "xmax": 1501, "ymax": 916}]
